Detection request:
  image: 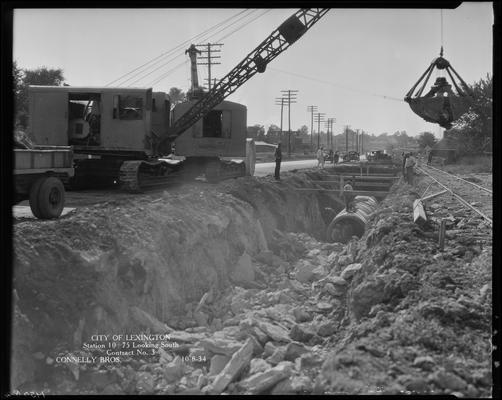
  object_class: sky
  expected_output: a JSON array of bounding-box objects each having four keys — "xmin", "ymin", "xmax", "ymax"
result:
[{"xmin": 13, "ymin": 4, "xmax": 493, "ymax": 138}]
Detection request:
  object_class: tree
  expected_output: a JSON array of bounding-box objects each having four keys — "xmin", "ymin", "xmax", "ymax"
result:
[
  {"xmin": 247, "ymin": 124, "xmax": 265, "ymax": 140},
  {"xmin": 446, "ymin": 74, "xmax": 492, "ymax": 154},
  {"xmin": 15, "ymin": 65, "xmax": 65, "ymax": 128},
  {"xmin": 417, "ymin": 132, "xmax": 437, "ymax": 149},
  {"xmin": 168, "ymin": 87, "xmax": 186, "ymax": 109}
]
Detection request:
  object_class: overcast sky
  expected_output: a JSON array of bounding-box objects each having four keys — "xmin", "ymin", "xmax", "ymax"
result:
[{"xmin": 13, "ymin": 4, "xmax": 493, "ymax": 138}]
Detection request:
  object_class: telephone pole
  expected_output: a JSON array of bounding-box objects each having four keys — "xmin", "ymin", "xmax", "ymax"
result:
[
  {"xmin": 275, "ymin": 97, "xmax": 286, "ymax": 143},
  {"xmin": 326, "ymin": 118, "xmax": 335, "ymax": 150},
  {"xmin": 281, "ymin": 90, "xmax": 298, "ymax": 156},
  {"xmin": 204, "ymin": 78, "xmax": 217, "ymax": 90},
  {"xmin": 314, "ymin": 113, "xmax": 326, "ymax": 149},
  {"xmin": 307, "ymin": 105, "xmax": 317, "ymax": 152},
  {"xmin": 196, "ymin": 43, "xmax": 223, "ymax": 90},
  {"xmin": 344, "ymin": 125, "xmax": 351, "ymax": 153}
]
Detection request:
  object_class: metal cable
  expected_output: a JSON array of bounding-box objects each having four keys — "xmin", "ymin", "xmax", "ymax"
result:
[
  {"xmin": 123, "ymin": 10, "xmax": 257, "ymax": 87},
  {"xmin": 105, "ymin": 9, "xmax": 251, "ymax": 87},
  {"xmin": 148, "ymin": 9, "xmax": 271, "ymax": 87}
]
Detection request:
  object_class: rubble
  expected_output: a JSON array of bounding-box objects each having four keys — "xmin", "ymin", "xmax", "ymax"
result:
[
  {"xmin": 12, "ymin": 170, "xmax": 492, "ymax": 396},
  {"xmin": 208, "ymin": 338, "xmax": 254, "ymax": 394},
  {"xmin": 237, "ymin": 361, "xmax": 293, "ymax": 394}
]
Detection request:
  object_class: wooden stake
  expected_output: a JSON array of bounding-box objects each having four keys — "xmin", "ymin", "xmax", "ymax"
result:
[{"xmin": 439, "ymin": 219, "xmax": 446, "ymax": 251}]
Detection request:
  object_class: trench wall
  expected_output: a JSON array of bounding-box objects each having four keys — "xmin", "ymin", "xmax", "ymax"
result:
[{"xmin": 12, "ymin": 171, "xmax": 341, "ymax": 386}]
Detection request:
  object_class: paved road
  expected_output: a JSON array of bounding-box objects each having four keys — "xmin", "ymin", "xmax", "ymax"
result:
[
  {"xmin": 254, "ymin": 159, "xmax": 319, "ymax": 177},
  {"xmin": 14, "ymin": 159, "xmax": 321, "ymax": 219}
]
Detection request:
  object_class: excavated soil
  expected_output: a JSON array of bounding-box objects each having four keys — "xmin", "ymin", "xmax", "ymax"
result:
[{"xmin": 11, "ymin": 168, "xmax": 492, "ymax": 396}]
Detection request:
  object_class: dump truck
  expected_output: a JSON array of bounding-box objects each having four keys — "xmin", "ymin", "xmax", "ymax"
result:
[{"xmin": 14, "ymin": 145, "xmax": 74, "ymax": 219}]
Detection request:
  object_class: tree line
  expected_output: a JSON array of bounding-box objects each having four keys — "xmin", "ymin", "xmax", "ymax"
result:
[{"xmin": 14, "ymin": 63, "xmax": 492, "ymax": 157}]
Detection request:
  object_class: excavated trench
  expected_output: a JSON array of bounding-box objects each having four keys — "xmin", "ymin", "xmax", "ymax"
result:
[
  {"xmin": 11, "ymin": 170, "xmax": 348, "ymax": 390},
  {"xmin": 12, "ymin": 168, "xmax": 492, "ymax": 396}
]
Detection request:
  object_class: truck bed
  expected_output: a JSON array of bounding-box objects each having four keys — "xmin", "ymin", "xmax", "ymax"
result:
[{"xmin": 14, "ymin": 147, "xmax": 74, "ymax": 175}]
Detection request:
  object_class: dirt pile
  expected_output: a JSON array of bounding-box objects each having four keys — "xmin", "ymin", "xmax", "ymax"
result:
[
  {"xmin": 11, "ymin": 170, "xmax": 341, "ymax": 391},
  {"xmin": 11, "ymin": 170, "xmax": 492, "ymax": 396}
]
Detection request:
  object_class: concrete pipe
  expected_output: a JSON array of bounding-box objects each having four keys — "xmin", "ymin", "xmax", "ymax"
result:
[{"xmin": 326, "ymin": 196, "xmax": 378, "ymax": 243}]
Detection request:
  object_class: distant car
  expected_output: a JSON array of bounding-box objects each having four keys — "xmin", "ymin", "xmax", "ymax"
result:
[
  {"xmin": 367, "ymin": 150, "xmax": 392, "ymax": 162},
  {"xmin": 343, "ymin": 151, "xmax": 360, "ymax": 162}
]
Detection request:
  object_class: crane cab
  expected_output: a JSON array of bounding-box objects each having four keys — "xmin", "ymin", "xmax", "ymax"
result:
[
  {"xmin": 172, "ymin": 100, "xmax": 247, "ymax": 158},
  {"xmin": 28, "ymin": 86, "xmax": 158, "ymax": 157}
]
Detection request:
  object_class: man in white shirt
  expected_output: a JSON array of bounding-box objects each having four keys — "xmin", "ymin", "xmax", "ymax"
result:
[
  {"xmin": 317, "ymin": 147, "xmax": 325, "ymax": 169},
  {"xmin": 343, "ymin": 179, "xmax": 355, "ymax": 212},
  {"xmin": 404, "ymin": 152, "xmax": 417, "ymax": 185}
]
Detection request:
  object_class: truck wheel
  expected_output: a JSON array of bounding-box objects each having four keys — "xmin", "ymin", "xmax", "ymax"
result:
[
  {"xmin": 28, "ymin": 177, "xmax": 45, "ymax": 219},
  {"xmin": 32, "ymin": 177, "xmax": 65, "ymax": 219}
]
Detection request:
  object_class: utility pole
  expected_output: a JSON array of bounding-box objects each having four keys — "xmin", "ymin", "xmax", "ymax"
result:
[
  {"xmin": 314, "ymin": 113, "xmax": 326, "ymax": 149},
  {"xmin": 356, "ymin": 129, "xmax": 360, "ymax": 153},
  {"xmin": 281, "ymin": 90, "xmax": 298, "ymax": 156},
  {"xmin": 307, "ymin": 105, "xmax": 317, "ymax": 152},
  {"xmin": 326, "ymin": 118, "xmax": 335, "ymax": 150},
  {"xmin": 196, "ymin": 43, "xmax": 223, "ymax": 90},
  {"xmin": 360, "ymin": 130, "xmax": 364, "ymax": 154},
  {"xmin": 275, "ymin": 97, "xmax": 286, "ymax": 143},
  {"xmin": 344, "ymin": 125, "xmax": 351, "ymax": 153},
  {"xmin": 204, "ymin": 78, "xmax": 217, "ymax": 90}
]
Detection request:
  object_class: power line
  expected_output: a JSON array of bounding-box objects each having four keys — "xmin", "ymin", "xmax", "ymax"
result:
[
  {"xmin": 215, "ymin": 9, "xmax": 272, "ymax": 43},
  {"xmin": 106, "ymin": 9, "xmax": 250, "ymax": 86},
  {"xmin": 269, "ymin": 66, "xmax": 403, "ymax": 102},
  {"xmin": 128, "ymin": 10, "xmax": 258, "ymax": 87},
  {"xmin": 314, "ymin": 112, "xmax": 326, "ymax": 149},
  {"xmin": 307, "ymin": 105, "xmax": 317, "ymax": 151},
  {"xmin": 196, "ymin": 43, "xmax": 223, "ymax": 90},
  {"xmin": 275, "ymin": 98, "xmax": 287, "ymax": 143},
  {"xmin": 281, "ymin": 90, "xmax": 298, "ymax": 156},
  {"xmin": 146, "ymin": 9, "xmax": 269, "ymax": 88}
]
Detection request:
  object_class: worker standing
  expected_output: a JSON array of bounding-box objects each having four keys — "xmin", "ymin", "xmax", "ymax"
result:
[
  {"xmin": 334, "ymin": 151, "xmax": 339, "ymax": 164},
  {"xmin": 426, "ymin": 146, "xmax": 433, "ymax": 165},
  {"xmin": 274, "ymin": 142, "xmax": 282, "ymax": 180},
  {"xmin": 405, "ymin": 152, "xmax": 417, "ymax": 185},
  {"xmin": 318, "ymin": 146, "xmax": 326, "ymax": 169},
  {"xmin": 343, "ymin": 178, "xmax": 355, "ymax": 212},
  {"xmin": 402, "ymin": 152, "xmax": 409, "ymax": 176}
]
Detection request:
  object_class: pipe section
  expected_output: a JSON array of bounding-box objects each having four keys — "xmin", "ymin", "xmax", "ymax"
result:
[{"xmin": 326, "ymin": 195, "xmax": 378, "ymax": 243}]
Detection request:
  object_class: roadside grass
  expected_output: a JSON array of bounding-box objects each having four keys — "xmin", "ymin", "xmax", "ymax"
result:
[{"xmin": 443, "ymin": 155, "xmax": 492, "ymax": 174}]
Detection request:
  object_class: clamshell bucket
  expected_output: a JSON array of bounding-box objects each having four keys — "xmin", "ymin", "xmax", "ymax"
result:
[{"xmin": 405, "ymin": 49, "xmax": 473, "ymax": 129}]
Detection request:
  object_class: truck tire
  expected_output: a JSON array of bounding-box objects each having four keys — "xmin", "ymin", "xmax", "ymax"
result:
[
  {"xmin": 30, "ymin": 177, "xmax": 65, "ymax": 219},
  {"xmin": 28, "ymin": 177, "xmax": 44, "ymax": 219}
]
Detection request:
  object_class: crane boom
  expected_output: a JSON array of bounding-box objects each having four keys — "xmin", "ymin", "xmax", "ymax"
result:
[{"xmin": 162, "ymin": 8, "xmax": 329, "ymax": 146}]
